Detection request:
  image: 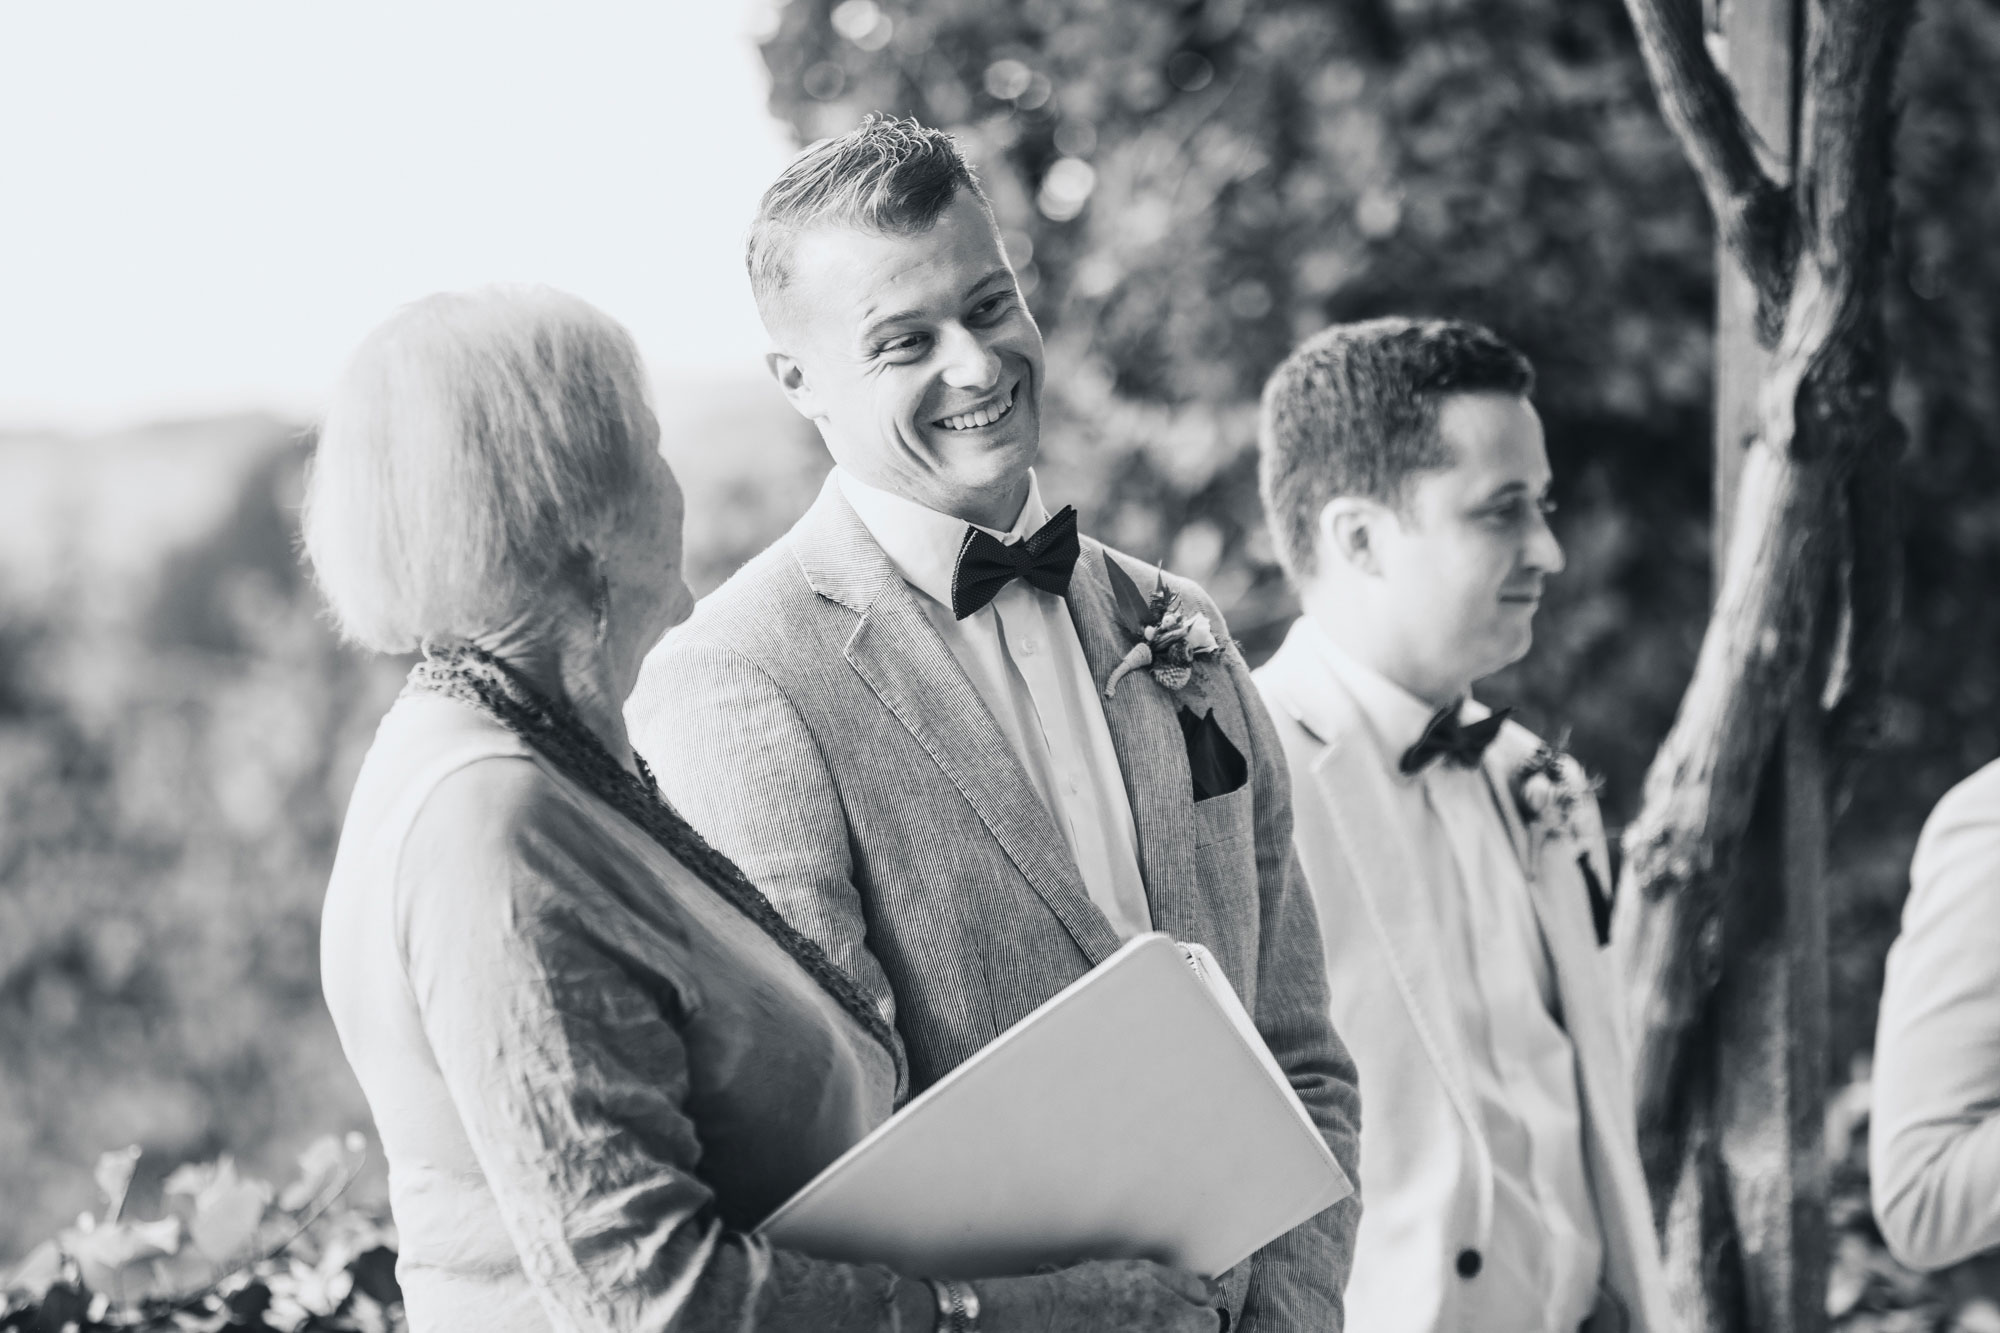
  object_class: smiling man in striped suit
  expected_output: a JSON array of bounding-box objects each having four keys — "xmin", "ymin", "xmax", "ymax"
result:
[{"xmin": 627, "ymin": 116, "xmax": 1361, "ymax": 1331}]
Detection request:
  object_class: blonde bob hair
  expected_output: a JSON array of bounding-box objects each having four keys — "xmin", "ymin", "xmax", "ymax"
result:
[{"xmin": 303, "ymin": 286, "xmax": 653, "ymax": 654}]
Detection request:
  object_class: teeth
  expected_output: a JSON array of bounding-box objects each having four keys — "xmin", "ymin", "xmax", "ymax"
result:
[{"xmin": 936, "ymin": 387, "xmax": 1016, "ymax": 432}]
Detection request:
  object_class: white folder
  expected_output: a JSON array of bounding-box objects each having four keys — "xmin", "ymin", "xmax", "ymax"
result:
[{"xmin": 758, "ymin": 931, "xmax": 1353, "ymax": 1278}]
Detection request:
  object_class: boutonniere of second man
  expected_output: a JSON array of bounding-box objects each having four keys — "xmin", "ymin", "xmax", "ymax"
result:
[{"xmin": 1511, "ymin": 741, "xmax": 1617, "ymax": 947}]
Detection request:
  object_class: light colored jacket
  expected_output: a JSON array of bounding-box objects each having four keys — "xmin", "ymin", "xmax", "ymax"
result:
[
  {"xmin": 1256, "ymin": 624, "xmax": 1672, "ymax": 1333},
  {"xmin": 1872, "ymin": 757, "xmax": 2000, "ymax": 1271},
  {"xmin": 320, "ymin": 691, "xmax": 904, "ymax": 1332},
  {"xmin": 628, "ymin": 475, "xmax": 1363, "ymax": 1331}
]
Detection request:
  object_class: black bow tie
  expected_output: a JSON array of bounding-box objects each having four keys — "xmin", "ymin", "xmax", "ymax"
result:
[
  {"xmin": 1400, "ymin": 705, "xmax": 1513, "ymax": 775},
  {"xmin": 949, "ymin": 505, "xmax": 1080, "ymax": 620}
]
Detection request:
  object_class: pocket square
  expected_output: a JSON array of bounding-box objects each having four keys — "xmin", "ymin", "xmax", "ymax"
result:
[{"xmin": 1178, "ymin": 706, "xmax": 1248, "ymax": 803}]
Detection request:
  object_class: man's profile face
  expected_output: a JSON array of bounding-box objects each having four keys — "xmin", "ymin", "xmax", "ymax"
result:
[
  {"xmin": 769, "ymin": 192, "xmax": 1044, "ymax": 525},
  {"xmin": 1370, "ymin": 393, "xmax": 1564, "ymax": 692}
]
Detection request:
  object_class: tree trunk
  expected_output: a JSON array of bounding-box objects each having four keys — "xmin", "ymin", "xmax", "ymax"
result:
[{"xmin": 1611, "ymin": 0, "xmax": 1912, "ymax": 1327}]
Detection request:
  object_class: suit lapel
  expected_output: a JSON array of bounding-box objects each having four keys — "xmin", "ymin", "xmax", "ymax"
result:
[
  {"xmin": 1065, "ymin": 543, "xmax": 1200, "ymax": 941},
  {"xmin": 1480, "ymin": 735, "xmax": 1655, "ymax": 1294},
  {"xmin": 1480, "ymin": 735, "xmax": 1535, "ymax": 870},
  {"xmin": 1262, "ymin": 632, "xmax": 1486, "ymax": 1144},
  {"xmin": 791, "ymin": 478, "xmax": 1122, "ymax": 967},
  {"xmin": 1480, "ymin": 737, "xmax": 1621, "ymax": 1067}
]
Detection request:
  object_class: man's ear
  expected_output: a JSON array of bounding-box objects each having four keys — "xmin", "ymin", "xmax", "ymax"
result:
[
  {"xmin": 765, "ymin": 351, "xmax": 820, "ymax": 422},
  {"xmin": 1317, "ymin": 497, "xmax": 1386, "ymax": 578}
]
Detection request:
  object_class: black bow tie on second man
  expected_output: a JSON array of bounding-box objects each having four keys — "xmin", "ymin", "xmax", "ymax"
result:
[
  {"xmin": 1399, "ymin": 704, "xmax": 1514, "ymax": 776},
  {"xmin": 949, "ymin": 505, "xmax": 1081, "ymax": 620}
]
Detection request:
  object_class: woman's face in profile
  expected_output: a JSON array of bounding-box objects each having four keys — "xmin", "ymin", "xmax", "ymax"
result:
[{"xmin": 608, "ymin": 410, "xmax": 695, "ymax": 678}]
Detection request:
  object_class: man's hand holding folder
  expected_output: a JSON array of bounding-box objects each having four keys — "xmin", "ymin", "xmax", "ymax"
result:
[{"xmin": 973, "ymin": 1261, "xmax": 1228, "ymax": 1333}]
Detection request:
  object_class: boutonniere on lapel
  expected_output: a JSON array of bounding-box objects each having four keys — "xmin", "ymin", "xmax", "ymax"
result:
[
  {"xmin": 1100, "ymin": 559, "xmax": 1228, "ymax": 698},
  {"xmin": 1099, "ymin": 556, "xmax": 1248, "ymax": 802},
  {"xmin": 1510, "ymin": 742, "xmax": 1617, "ymax": 947}
]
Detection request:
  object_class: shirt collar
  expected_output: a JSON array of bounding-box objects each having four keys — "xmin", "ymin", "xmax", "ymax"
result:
[
  {"xmin": 834, "ymin": 466, "xmax": 1050, "ymax": 612},
  {"xmin": 1294, "ymin": 616, "xmax": 1491, "ymax": 781}
]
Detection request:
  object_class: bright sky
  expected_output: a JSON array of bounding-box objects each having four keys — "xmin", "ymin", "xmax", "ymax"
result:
[{"xmin": 0, "ymin": 0, "xmax": 795, "ymax": 430}]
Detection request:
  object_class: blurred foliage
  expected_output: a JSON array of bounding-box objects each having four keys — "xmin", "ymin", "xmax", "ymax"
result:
[
  {"xmin": 2, "ymin": 1138, "xmax": 404, "ymax": 1333},
  {"xmin": 759, "ymin": 0, "xmax": 2000, "ymax": 1320},
  {"xmin": 0, "ymin": 439, "xmax": 406, "ymax": 1260}
]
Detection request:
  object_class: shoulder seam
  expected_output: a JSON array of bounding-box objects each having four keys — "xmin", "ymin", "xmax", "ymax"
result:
[
  {"xmin": 668, "ymin": 633, "xmax": 853, "ymax": 846},
  {"xmin": 387, "ymin": 750, "xmax": 548, "ymax": 981}
]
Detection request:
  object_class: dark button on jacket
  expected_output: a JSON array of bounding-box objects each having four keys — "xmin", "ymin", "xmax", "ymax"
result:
[{"xmin": 1456, "ymin": 1248, "xmax": 1483, "ymax": 1279}]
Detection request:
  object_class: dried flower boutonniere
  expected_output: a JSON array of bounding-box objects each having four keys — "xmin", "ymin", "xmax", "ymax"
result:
[
  {"xmin": 1511, "ymin": 740, "xmax": 1617, "ymax": 946},
  {"xmin": 1101, "ymin": 558, "xmax": 1227, "ymax": 698}
]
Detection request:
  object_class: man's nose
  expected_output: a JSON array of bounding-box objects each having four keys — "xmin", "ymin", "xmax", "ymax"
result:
[
  {"xmin": 1527, "ymin": 508, "xmax": 1566, "ymax": 575},
  {"xmin": 938, "ymin": 324, "xmax": 1001, "ymax": 391}
]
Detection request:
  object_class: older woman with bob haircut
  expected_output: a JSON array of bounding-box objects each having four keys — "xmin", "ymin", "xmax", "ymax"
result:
[{"xmin": 306, "ymin": 286, "xmax": 1226, "ymax": 1333}]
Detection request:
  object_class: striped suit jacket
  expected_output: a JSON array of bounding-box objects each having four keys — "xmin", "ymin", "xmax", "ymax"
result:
[{"xmin": 628, "ymin": 474, "xmax": 1362, "ymax": 1331}]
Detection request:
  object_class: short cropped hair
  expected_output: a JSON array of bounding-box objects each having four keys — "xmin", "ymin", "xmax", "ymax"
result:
[
  {"xmin": 302, "ymin": 286, "xmax": 653, "ymax": 654},
  {"xmin": 1258, "ymin": 317, "xmax": 1535, "ymax": 579},
  {"xmin": 747, "ymin": 114, "xmax": 993, "ymax": 329}
]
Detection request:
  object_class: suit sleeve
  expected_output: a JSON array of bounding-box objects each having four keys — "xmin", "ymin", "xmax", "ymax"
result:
[
  {"xmin": 1871, "ymin": 762, "xmax": 2000, "ymax": 1271},
  {"xmin": 628, "ymin": 631, "xmax": 907, "ymax": 1086},
  {"xmin": 1194, "ymin": 594, "xmax": 1363, "ymax": 1332}
]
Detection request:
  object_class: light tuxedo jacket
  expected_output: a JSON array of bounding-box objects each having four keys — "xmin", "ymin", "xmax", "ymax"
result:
[
  {"xmin": 1255, "ymin": 625, "xmax": 1672, "ymax": 1333},
  {"xmin": 627, "ymin": 475, "xmax": 1362, "ymax": 1331},
  {"xmin": 1871, "ymin": 757, "xmax": 2000, "ymax": 1271}
]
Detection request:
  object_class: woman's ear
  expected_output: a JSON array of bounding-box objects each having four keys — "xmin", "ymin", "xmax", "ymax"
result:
[
  {"xmin": 555, "ymin": 545, "xmax": 610, "ymax": 643},
  {"xmin": 1317, "ymin": 497, "xmax": 1387, "ymax": 579}
]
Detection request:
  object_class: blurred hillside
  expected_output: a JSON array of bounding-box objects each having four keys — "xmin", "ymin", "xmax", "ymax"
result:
[{"xmin": 0, "ymin": 373, "xmax": 817, "ymax": 1262}]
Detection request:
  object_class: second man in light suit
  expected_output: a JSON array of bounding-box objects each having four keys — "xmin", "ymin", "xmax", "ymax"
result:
[{"xmin": 1253, "ymin": 319, "xmax": 1671, "ymax": 1333}]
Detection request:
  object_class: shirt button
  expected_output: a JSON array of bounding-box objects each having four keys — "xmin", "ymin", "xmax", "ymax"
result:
[
  {"xmin": 1019, "ymin": 638, "xmax": 1038, "ymax": 656},
  {"xmin": 1455, "ymin": 1249, "xmax": 1482, "ymax": 1279}
]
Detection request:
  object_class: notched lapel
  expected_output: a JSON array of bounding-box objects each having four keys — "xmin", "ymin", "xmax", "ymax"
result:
[
  {"xmin": 1480, "ymin": 737, "xmax": 1636, "ymax": 1167},
  {"xmin": 801, "ymin": 480, "xmax": 1122, "ymax": 967},
  {"xmin": 1067, "ymin": 544, "xmax": 1201, "ymax": 942},
  {"xmin": 1520, "ymin": 819, "xmax": 1632, "ymax": 1125},
  {"xmin": 1482, "ymin": 742, "xmax": 1535, "ymax": 872}
]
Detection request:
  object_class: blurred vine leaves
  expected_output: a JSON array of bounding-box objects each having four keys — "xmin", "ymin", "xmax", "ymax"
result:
[{"xmin": 1, "ymin": 1135, "xmax": 402, "ymax": 1333}]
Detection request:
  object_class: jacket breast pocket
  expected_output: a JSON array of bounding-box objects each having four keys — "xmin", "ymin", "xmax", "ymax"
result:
[{"xmin": 1192, "ymin": 783, "xmax": 1253, "ymax": 849}]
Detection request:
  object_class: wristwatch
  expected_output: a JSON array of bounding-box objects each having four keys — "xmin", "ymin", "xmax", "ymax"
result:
[{"xmin": 928, "ymin": 1278, "xmax": 981, "ymax": 1333}]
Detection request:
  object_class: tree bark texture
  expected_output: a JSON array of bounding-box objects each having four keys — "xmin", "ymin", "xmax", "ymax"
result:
[{"xmin": 1612, "ymin": 0, "xmax": 1912, "ymax": 1328}]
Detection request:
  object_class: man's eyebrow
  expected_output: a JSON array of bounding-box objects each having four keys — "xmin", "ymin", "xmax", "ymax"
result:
[
  {"xmin": 856, "ymin": 306, "xmax": 923, "ymax": 342},
  {"xmin": 856, "ymin": 269, "xmax": 1015, "ymax": 342},
  {"xmin": 1472, "ymin": 480, "xmax": 1540, "ymax": 505},
  {"xmin": 965, "ymin": 267, "xmax": 1013, "ymax": 298}
]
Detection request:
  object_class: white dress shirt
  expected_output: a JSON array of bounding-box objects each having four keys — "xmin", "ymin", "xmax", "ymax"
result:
[
  {"xmin": 834, "ymin": 468, "xmax": 1153, "ymax": 940},
  {"xmin": 1309, "ymin": 623, "xmax": 1603, "ymax": 1332}
]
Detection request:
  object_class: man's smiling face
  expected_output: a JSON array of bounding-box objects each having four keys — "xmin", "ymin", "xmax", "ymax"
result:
[{"xmin": 766, "ymin": 192, "xmax": 1044, "ymax": 529}]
